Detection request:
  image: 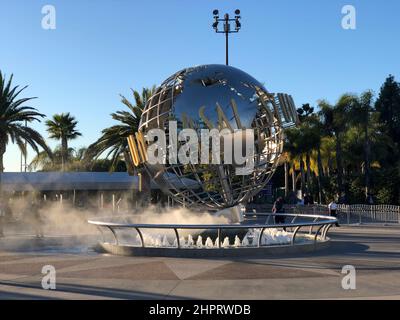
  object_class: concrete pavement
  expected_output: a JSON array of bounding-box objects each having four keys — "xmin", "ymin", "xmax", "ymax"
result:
[{"xmin": 0, "ymin": 225, "xmax": 399, "ymax": 299}]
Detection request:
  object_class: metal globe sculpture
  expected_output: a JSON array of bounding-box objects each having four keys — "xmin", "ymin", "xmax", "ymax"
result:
[{"xmin": 138, "ymin": 64, "xmax": 298, "ymax": 210}]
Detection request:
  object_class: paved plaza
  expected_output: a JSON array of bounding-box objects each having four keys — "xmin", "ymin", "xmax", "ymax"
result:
[{"xmin": 0, "ymin": 225, "xmax": 399, "ymax": 299}]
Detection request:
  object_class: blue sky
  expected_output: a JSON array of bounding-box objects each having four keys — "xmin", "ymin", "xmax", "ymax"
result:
[{"xmin": 0, "ymin": 0, "xmax": 399, "ymax": 172}]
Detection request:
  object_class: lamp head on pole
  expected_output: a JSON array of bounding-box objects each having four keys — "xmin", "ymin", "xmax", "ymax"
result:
[
  {"xmin": 212, "ymin": 9, "xmax": 219, "ymax": 30},
  {"xmin": 235, "ymin": 9, "xmax": 241, "ymax": 31},
  {"xmin": 211, "ymin": 9, "xmax": 242, "ymax": 33}
]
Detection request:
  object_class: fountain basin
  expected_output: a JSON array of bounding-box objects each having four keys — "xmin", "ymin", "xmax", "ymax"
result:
[{"xmin": 88, "ymin": 213, "xmax": 337, "ymax": 258}]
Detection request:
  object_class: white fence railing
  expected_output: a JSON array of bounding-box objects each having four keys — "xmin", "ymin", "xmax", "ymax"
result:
[
  {"xmin": 247, "ymin": 203, "xmax": 400, "ymax": 224},
  {"xmin": 337, "ymin": 204, "xmax": 400, "ymax": 224}
]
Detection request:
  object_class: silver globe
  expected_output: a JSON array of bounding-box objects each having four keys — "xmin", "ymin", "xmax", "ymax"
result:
[{"xmin": 139, "ymin": 64, "xmax": 297, "ymax": 210}]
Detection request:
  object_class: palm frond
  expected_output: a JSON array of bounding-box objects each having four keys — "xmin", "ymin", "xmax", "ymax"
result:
[
  {"xmin": 87, "ymin": 86, "xmax": 156, "ymax": 172},
  {"xmin": 0, "ymin": 71, "xmax": 50, "ymax": 172}
]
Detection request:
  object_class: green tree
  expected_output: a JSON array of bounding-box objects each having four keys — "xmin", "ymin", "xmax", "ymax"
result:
[
  {"xmin": 282, "ymin": 82, "xmax": 400, "ymax": 205},
  {"xmin": 375, "ymin": 75, "xmax": 400, "ymax": 147},
  {"xmin": 284, "ymin": 127, "xmax": 307, "ymax": 196},
  {"xmin": 297, "ymin": 103, "xmax": 314, "ymax": 120},
  {"xmin": 305, "ymin": 116, "xmax": 326, "ymax": 202},
  {"xmin": 29, "ymin": 146, "xmax": 82, "ymax": 171},
  {"xmin": 0, "ymin": 71, "xmax": 51, "ymax": 172},
  {"xmin": 297, "ymin": 104, "xmax": 322, "ymax": 198},
  {"xmin": 87, "ymin": 87, "xmax": 155, "ymax": 173},
  {"xmin": 87, "ymin": 87, "xmax": 156, "ymax": 207},
  {"xmin": 29, "ymin": 145, "xmax": 127, "ymax": 172},
  {"xmin": 350, "ymin": 91, "xmax": 374, "ymax": 200},
  {"xmin": 45, "ymin": 113, "xmax": 81, "ymax": 171},
  {"xmin": 318, "ymin": 94, "xmax": 357, "ymax": 201}
]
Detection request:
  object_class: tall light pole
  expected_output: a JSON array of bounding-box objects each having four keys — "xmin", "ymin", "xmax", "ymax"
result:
[{"xmin": 212, "ymin": 9, "xmax": 241, "ymax": 66}]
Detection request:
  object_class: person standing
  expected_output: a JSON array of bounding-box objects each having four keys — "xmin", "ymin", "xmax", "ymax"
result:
[
  {"xmin": 304, "ymin": 193, "xmax": 314, "ymax": 206},
  {"xmin": 303, "ymin": 193, "xmax": 309, "ymax": 205},
  {"xmin": 272, "ymin": 197, "xmax": 286, "ymax": 231},
  {"xmin": 328, "ymin": 199, "xmax": 340, "ymax": 227}
]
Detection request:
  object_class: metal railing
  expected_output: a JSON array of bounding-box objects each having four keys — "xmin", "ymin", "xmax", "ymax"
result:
[
  {"xmin": 247, "ymin": 204, "xmax": 400, "ymax": 225},
  {"xmin": 337, "ymin": 204, "xmax": 400, "ymax": 224},
  {"xmin": 88, "ymin": 213, "xmax": 338, "ymax": 250},
  {"xmin": 247, "ymin": 204, "xmax": 330, "ymax": 215}
]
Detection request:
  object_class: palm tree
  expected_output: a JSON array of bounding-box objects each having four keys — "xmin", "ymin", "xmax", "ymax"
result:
[
  {"xmin": 87, "ymin": 87, "xmax": 155, "ymax": 173},
  {"xmin": 285, "ymin": 127, "xmax": 308, "ymax": 197},
  {"xmin": 0, "ymin": 71, "xmax": 51, "ymax": 173},
  {"xmin": 301, "ymin": 113, "xmax": 325, "ymax": 202},
  {"xmin": 45, "ymin": 113, "xmax": 81, "ymax": 170},
  {"xmin": 297, "ymin": 105, "xmax": 319, "ymax": 196},
  {"xmin": 282, "ymin": 152, "xmax": 290, "ymax": 197},
  {"xmin": 29, "ymin": 145, "xmax": 127, "ymax": 172},
  {"xmin": 352, "ymin": 91, "xmax": 374, "ymax": 201},
  {"xmin": 29, "ymin": 146, "xmax": 76, "ymax": 171},
  {"xmin": 29, "ymin": 150, "xmax": 54, "ymax": 171},
  {"xmin": 319, "ymin": 94, "xmax": 357, "ymax": 200},
  {"xmin": 87, "ymin": 87, "xmax": 155, "ymax": 207}
]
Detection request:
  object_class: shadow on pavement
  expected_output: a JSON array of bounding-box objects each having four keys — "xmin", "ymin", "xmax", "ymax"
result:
[{"xmin": 0, "ymin": 280, "xmax": 187, "ymax": 300}]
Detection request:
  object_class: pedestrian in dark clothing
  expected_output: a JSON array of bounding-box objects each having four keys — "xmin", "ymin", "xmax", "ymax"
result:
[
  {"xmin": 273, "ymin": 197, "xmax": 286, "ymax": 231},
  {"xmin": 304, "ymin": 193, "xmax": 314, "ymax": 206},
  {"xmin": 304, "ymin": 193, "xmax": 309, "ymax": 205}
]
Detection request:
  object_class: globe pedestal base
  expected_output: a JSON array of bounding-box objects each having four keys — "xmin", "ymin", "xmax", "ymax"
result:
[{"xmin": 214, "ymin": 205, "xmax": 244, "ymax": 224}]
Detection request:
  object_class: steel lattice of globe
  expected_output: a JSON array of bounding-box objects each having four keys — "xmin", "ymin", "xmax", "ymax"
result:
[{"xmin": 138, "ymin": 64, "xmax": 298, "ymax": 210}]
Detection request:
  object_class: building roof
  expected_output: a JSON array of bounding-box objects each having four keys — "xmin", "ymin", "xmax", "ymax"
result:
[{"xmin": 0, "ymin": 172, "xmax": 197, "ymax": 192}]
